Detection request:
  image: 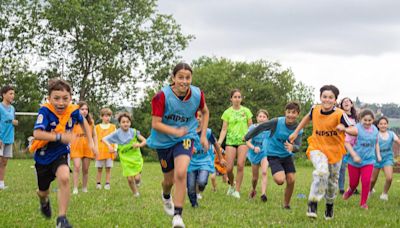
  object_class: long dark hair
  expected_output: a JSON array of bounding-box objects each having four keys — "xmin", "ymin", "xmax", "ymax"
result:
[
  {"xmin": 339, "ymin": 97, "xmax": 358, "ymax": 121},
  {"xmin": 78, "ymin": 101, "xmax": 93, "ymax": 125}
]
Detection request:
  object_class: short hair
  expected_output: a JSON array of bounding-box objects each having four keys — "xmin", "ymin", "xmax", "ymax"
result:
[
  {"xmin": 100, "ymin": 108, "xmax": 112, "ymax": 116},
  {"xmin": 285, "ymin": 102, "xmax": 300, "ymax": 113},
  {"xmin": 0, "ymin": 85, "xmax": 14, "ymax": 98},
  {"xmin": 374, "ymin": 116, "xmax": 389, "ymax": 129},
  {"xmin": 48, "ymin": 79, "xmax": 72, "ymax": 95},
  {"xmin": 320, "ymin": 85, "xmax": 339, "ymax": 99},
  {"xmin": 117, "ymin": 112, "xmax": 132, "ymax": 123},
  {"xmin": 256, "ymin": 109, "xmax": 269, "ymax": 118}
]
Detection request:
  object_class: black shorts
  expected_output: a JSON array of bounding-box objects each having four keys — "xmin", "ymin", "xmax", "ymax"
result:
[
  {"xmin": 268, "ymin": 156, "xmax": 296, "ymax": 175},
  {"xmin": 156, "ymin": 139, "xmax": 193, "ymax": 173},
  {"xmin": 35, "ymin": 154, "xmax": 69, "ymax": 191}
]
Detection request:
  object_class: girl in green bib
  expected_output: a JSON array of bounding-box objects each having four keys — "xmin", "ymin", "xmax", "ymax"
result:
[{"xmin": 103, "ymin": 112, "xmax": 146, "ymax": 197}]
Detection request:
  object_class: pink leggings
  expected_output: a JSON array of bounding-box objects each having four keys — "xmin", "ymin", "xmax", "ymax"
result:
[{"xmin": 347, "ymin": 164, "xmax": 374, "ymax": 205}]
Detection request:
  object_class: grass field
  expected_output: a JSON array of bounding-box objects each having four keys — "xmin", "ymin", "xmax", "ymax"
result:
[{"xmin": 1, "ymin": 159, "xmax": 400, "ymax": 227}]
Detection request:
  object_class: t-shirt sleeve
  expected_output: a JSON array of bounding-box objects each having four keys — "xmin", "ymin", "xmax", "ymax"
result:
[
  {"xmin": 103, "ymin": 131, "xmax": 120, "ymax": 144},
  {"xmin": 221, "ymin": 109, "xmax": 229, "ymax": 122},
  {"xmin": 151, "ymin": 91, "xmax": 165, "ymax": 117},
  {"xmin": 245, "ymin": 108, "xmax": 253, "ymax": 120},
  {"xmin": 345, "ymin": 134, "xmax": 357, "ymax": 146},
  {"xmin": 71, "ymin": 109, "xmax": 84, "ymax": 124},
  {"xmin": 198, "ymin": 91, "xmax": 205, "ymax": 110},
  {"xmin": 136, "ymin": 130, "xmax": 141, "ymax": 138},
  {"xmin": 34, "ymin": 108, "xmax": 49, "ymax": 130},
  {"xmin": 209, "ymin": 132, "xmax": 216, "ymax": 145},
  {"xmin": 340, "ymin": 113, "xmax": 353, "ymax": 127},
  {"xmin": 308, "ymin": 105, "xmax": 315, "ymax": 120}
]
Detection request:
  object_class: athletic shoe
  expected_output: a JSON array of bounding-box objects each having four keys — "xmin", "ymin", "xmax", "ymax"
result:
[
  {"xmin": 380, "ymin": 193, "xmax": 388, "ymax": 201},
  {"xmin": 104, "ymin": 184, "xmax": 110, "ymax": 190},
  {"xmin": 197, "ymin": 193, "xmax": 202, "ymax": 200},
  {"xmin": 192, "ymin": 202, "xmax": 199, "ymax": 208},
  {"xmin": 96, "ymin": 184, "xmax": 102, "ymax": 190},
  {"xmin": 342, "ymin": 188, "xmax": 354, "ymax": 200},
  {"xmin": 306, "ymin": 201, "xmax": 318, "ymax": 218},
  {"xmin": 81, "ymin": 187, "xmax": 88, "ymax": 193},
  {"xmin": 0, "ymin": 185, "xmax": 8, "ymax": 190},
  {"xmin": 40, "ymin": 198, "xmax": 52, "ymax": 219},
  {"xmin": 172, "ymin": 214, "xmax": 185, "ymax": 228},
  {"xmin": 283, "ymin": 205, "xmax": 291, "ymax": 210},
  {"xmin": 72, "ymin": 188, "xmax": 78, "ymax": 195},
  {"xmin": 324, "ymin": 203, "xmax": 334, "ymax": 220},
  {"xmin": 360, "ymin": 204, "xmax": 368, "ymax": 210},
  {"xmin": 260, "ymin": 194, "xmax": 267, "ymax": 202},
  {"xmin": 232, "ymin": 191, "xmax": 240, "ymax": 199},
  {"xmin": 161, "ymin": 193, "xmax": 174, "ymax": 216},
  {"xmin": 134, "ymin": 192, "xmax": 140, "ymax": 197},
  {"xmin": 249, "ymin": 190, "xmax": 256, "ymax": 199},
  {"xmin": 339, "ymin": 189, "xmax": 345, "ymax": 195},
  {"xmin": 226, "ymin": 186, "xmax": 235, "ymax": 196},
  {"xmin": 56, "ymin": 216, "xmax": 72, "ymax": 228}
]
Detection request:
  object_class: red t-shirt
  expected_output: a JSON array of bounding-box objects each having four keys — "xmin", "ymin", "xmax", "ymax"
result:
[{"xmin": 151, "ymin": 88, "xmax": 205, "ymax": 117}]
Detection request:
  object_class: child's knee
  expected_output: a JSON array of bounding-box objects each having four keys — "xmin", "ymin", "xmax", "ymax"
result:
[
  {"xmin": 275, "ymin": 178, "xmax": 285, "ymax": 185},
  {"xmin": 58, "ymin": 174, "xmax": 70, "ymax": 186},
  {"xmin": 198, "ymin": 184, "xmax": 207, "ymax": 192},
  {"xmin": 386, "ymin": 176, "xmax": 393, "ymax": 183}
]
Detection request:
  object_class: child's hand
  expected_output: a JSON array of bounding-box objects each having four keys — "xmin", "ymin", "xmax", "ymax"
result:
[
  {"xmin": 12, "ymin": 119, "xmax": 18, "ymax": 126},
  {"xmin": 108, "ymin": 145, "xmax": 115, "ymax": 153},
  {"xmin": 377, "ymin": 154, "xmax": 382, "ymax": 162},
  {"xmin": 220, "ymin": 158, "xmax": 227, "ymax": 167},
  {"xmin": 254, "ymin": 146, "xmax": 260, "ymax": 153},
  {"xmin": 174, "ymin": 127, "xmax": 188, "ymax": 137},
  {"xmin": 284, "ymin": 141, "xmax": 294, "ymax": 152},
  {"xmin": 336, "ymin": 124, "xmax": 345, "ymax": 132},
  {"xmin": 353, "ymin": 154, "xmax": 361, "ymax": 163},
  {"xmin": 200, "ymin": 137, "xmax": 209, "ymax": 152},
  {"xmin": 60, "ymin": 132, "xmax": 76, "ymax": 144},
  {"xmin": 288, "ymin": 133, "xmax": 297, "ymax": 144},
  {"xmin": 89, "ymin": 142, "xmax": 98, "ymax": 157}
]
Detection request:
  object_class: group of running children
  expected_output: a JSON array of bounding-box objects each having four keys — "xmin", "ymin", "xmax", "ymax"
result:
[{"xmin": 1, "ymin": 62, "xmax": 399, "ymax": 228}]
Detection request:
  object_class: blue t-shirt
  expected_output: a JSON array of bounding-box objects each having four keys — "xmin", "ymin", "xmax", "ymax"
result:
[
  {"xmin": 0, "ymin": 103, "xmax": 15, "ymax": 144},
  {"xmin": 104, "ymin": 128, "xmax": 140, "ymax": 145},
  {"xmin": 378, "ymin": 130, "xmax": 395, "ymax": 162},
  {"xmin": 347, "ymin": 123, "xmax": 378, "ymax": 168},
  {"xmin": 188, "ymin": 129, "xmax": 216, "ymax": 173},
  {"xmin": 33, "ymin": 106, "xmax": 83, "ymax": 165}
]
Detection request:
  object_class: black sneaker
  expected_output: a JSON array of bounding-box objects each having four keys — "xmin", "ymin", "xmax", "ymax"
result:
[
  {"xmin": 40, "ymin": 198, "xmax": 51, "ymax": 218},
  {"xmin": 306, "ymin": 201, "xmax": 318, "ymax": 218},
  {"xmin": 283, "ymin": 205, "xmax": 291, "ymax": 210},
  {"xmin": 56, "ymin": 216, "xmax": 72, "ymax": 228},
  {"xmin": 192, "ymin": 202, "xmax": 199, "ymax": 208},
  {"xmin": 260, "ymin": 194, "xmax": 267, "ymax": 202},
  {"xmin": 325, "ymin": 203, "xmax": 334, "ymax": 220},
  {"xmin": 339, "ymin": 189, "xmax": 345, "ymax": 195}
]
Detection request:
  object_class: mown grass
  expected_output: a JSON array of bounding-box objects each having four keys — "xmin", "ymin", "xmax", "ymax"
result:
[{"xmin": 1, "ymin": 159, "xmax": 400, "ymax": 227}]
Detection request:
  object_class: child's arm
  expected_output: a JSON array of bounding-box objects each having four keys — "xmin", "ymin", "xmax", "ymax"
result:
[
  {"xmin": 375, "ymin": 137, "xmax": 382, "ymax": 162},
  {"xmin": 133, "ymin": 134, "xmax": 147, "ymax": 148},
  {"xmin": 217, "ymin": 121, "xmax": 228, "ymax": 145},
  {"xmin": 152, "ymin": 116, "xmax": 188, "ymax": 137},
  {"xmin": 199, "ymin": 103, "xmax": 210, "ymax": 151},
  {"xmin": 80, "ymin": 119, "xmax": 98, "ymax": 155},
  {"xmin": 246, "ymin": 140, "xmax": 260, "ymax": 153},
  {"xmin": 244, "ymin": 119, "xmax": 275, "ymax": 141},
  {"xmin": 337, "ymin": 124, "xmax": 357, "ymax": 136},
  {"xmin": 102, "ymin": 133, "xmax": 117, "ymax": 153},
  {"xmin": 213, "ymin": 142, "xmax": 227, "ymax": 167},
  {"xmin": 289, "ymin": 115, "xmax": 310, "ymax": 143},
  {"xmin": 345, "ymin": 141, "xmax": 361, "ymax": 163},
  {"xmin": 33, "ymin": 129, "xmax": 75, "ymax": 144},
  {"xmin": 393, "ymin": 133, "xmax": 400, "ymax": 145},
  {"xmin": 91, "ymin": 125, "xmax": 98, "ymax": 157}
]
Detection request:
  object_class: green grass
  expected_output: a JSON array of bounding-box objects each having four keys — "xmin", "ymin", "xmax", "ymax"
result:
[{"xmin": 1, "ymin": 159, "xmax": 400, "ymax": 227}]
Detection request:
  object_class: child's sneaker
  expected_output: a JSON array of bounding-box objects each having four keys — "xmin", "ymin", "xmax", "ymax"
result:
[
  {"xmin": 380, "ymin": 193, "xmax": 388, "ymax": 201},
  {"xmin": 172, "ymin": 214, "xmax": 185, "ymax": 228},
  {"xmin": 342, "ymin": 188, "xmax": 354, "ymax": 200},
  {"xmin": 82, "ymin": 187, "xmax": 88, "ymax": 193},
  {"xmin": 249, "ymin": 190, "xmax": 256, "ymax": 199},
  {"xmin": 161, "ymin": 193, "xmax": 174, "ymax": 216},
  {"xmin": 192, "ymin": 202, "xmax": 199, "ymax": 208},
  {"xmin": 72, "ymin": 188, "xmax": 78, "ymax": 195},
  {"xmin": 56, "ymin": 216, "xmax": 72, "ymax": 228},
  {"xmin": 134, "ymin": 192, "xmax": 140, "ymax": 197},
  {"xmin": 104, "ymin": 183, "xmax": 110, "ymax": 190},
  {"xmin": 96, "ymin": 184, "xmax": 102, "ymax": 190},
  {"xmin": 306, "ymin": 201, "xmax": 318, "ymax": 218},
  {"xmin": 226, "ymin": 186, "xmax": 235, "ymax": 196},
  {"xmin": 260, "ymin": 194, "xmax": 267, "ymax": 202},
  {"xmin": 40, "ymin": 198, "xmax": 52, "ymax": 218},
  {"xmin": 283, "ymin": 205, "xmax": 291, "ymax": 210},
  {"xmin": 196, "ymin": 193, "xmax": 202, "ymax": 200},
  {"xmin": 232, "ymin": 191, "xmax": 240, "ymax": 199},
  {"xmin": 324, "ymin": 203, "xmax": 334, "ymax": 220},
  {"xmin": 360, "ymin": 204, "xmax": 369, "ymax": 210}
]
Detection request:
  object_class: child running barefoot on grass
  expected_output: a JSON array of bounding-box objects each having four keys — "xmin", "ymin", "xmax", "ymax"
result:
[{"xmin": 103, "ymin": 112, "xmax": 146, "ymax": 198}]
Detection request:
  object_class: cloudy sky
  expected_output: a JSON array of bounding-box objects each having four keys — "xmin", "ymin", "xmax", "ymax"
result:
[{"xmin": 157, "ymin": 0, "xmax": 400, "ymax": 104}]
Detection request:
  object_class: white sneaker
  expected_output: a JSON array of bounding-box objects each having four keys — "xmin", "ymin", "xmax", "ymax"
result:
[
  {"xmin": 232, "ymin": 191, "xmax": 241, "ymax": 199},
  {"xmin": 96, "ymin": 184, "xmax": 102, "ymax": 190},
  {"xmin": 134, "ymin": 192, "xmax": 140, "ymax": 197},
  {"xmin": 0, "ymin": 185, "xmax": 8, "ymax": 190},
  {"xmin": 162, "ymin": 193, "xmax": 174, "ymax": 216},
  {"xmin": 380, "ymin": 193, "xmax": 388, "ymax": 201},
  {"xmin": 197, "ymin": 193, "xmax": 202, "ymax": 200},
  {"xmin": 104, "ymin": 184, "xmax": 111, "ymax": 190},
  {"xmin": 172, "ymin": 215, "xmax": 185, "ymax": 228},
  {"xmin": 226, "ymin": 186, "xmax": 235, "ymax": 196},
  {"xmin": 82, "ymin": 187, "xmax": 88, "ymax": 193},
  {"xmin": 72, "ymin": 188, "xmax": 78, "ymax": 195}
]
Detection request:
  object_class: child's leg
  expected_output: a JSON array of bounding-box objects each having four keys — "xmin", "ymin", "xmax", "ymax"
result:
[
  {"xmin": 72, "ymin": 158, "xmax": 81, "ymax": 189},
  {"xmin": 260, "ymin": 158, "xmax": 268, "ymax": 196},
  {"xmin": 96, "ymin": 167, "xmax": 103, "ymax": 184},
  {"xmin": 105, "ymin": 167, "xmax": 111, "ymax": 184},
  {"xmin": 0, "ymin": 156, "xmax": 9, "ymax": 185},
  {"xmin": 81, "ymin": 158, "xmax": 90, "ymax": 190},
  {"xmin": 369, "ymin": 167, "xmax": 380, "ymax": 191},
  {"xmin": 382, "ymin": 166, "xmax": 393, "ymax": 194},
  {"xmin": 210, "ymin": 173, "xmax": 217, "ymax": 191},
  {"xmin": 56, "ymin": 164, "xmax": 70, "ymax": 216},
  {"xmin": 186, "ymin": 171, "xmax": 198, "ymax": 206},
  {"xmin": 338, "ymin": 159, "xmax": 347, "ymax": 191},
  {"xmin": 127, "ymin": 176, "xmax": 138, "ymax": 194},
  {"xmin": 225, "ymin": 146, "xmax": 237, "ymax": 187},
  {"xmin": 359, "ymin": 164, "xmax": 374, "ymax": 206},
  {"xmin": 251, "ymin": 164, "xmax": 260, "ymax": 191},
  {"xmin": 285, "ymin": 173, "xmax": 295, "ymax": 207},
  {"xmin": 347, "ymin": 164, "xmax": 361, "ymax": 191},
  {"xmin": 324, "ymin": 162, "xmax": 341, "ymax": 204},
  {"xmin": 135, "ymin": 173, "xmax": 141, "ymax": 185},
  {"xmin": 173, "ymin": 155, "xmax": 191, "ymax": 210},
  {"xmin": 308, "ymin": 151, "xmax": 329, "ymax": 202},
  {"xmin": 235, "ymin": 145, "xmax": 248, "ymax": 192},
  {"xmin": 197, "ymin": 170, "xmax": 209, "ymax": 193}
]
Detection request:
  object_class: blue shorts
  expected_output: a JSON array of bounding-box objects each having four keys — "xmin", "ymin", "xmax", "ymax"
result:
[
  {"xmin": 156, "ymin": 139, "xmax": 193, "ymax": 173},
  {"xmin": 374, "ymin": 157, "xmax": 394, "ymax": 169}
]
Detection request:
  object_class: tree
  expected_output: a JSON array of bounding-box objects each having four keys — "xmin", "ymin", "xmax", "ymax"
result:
[{"xmin": 35, "ymin": 0, "xmax": 193, "ymax": 107}]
